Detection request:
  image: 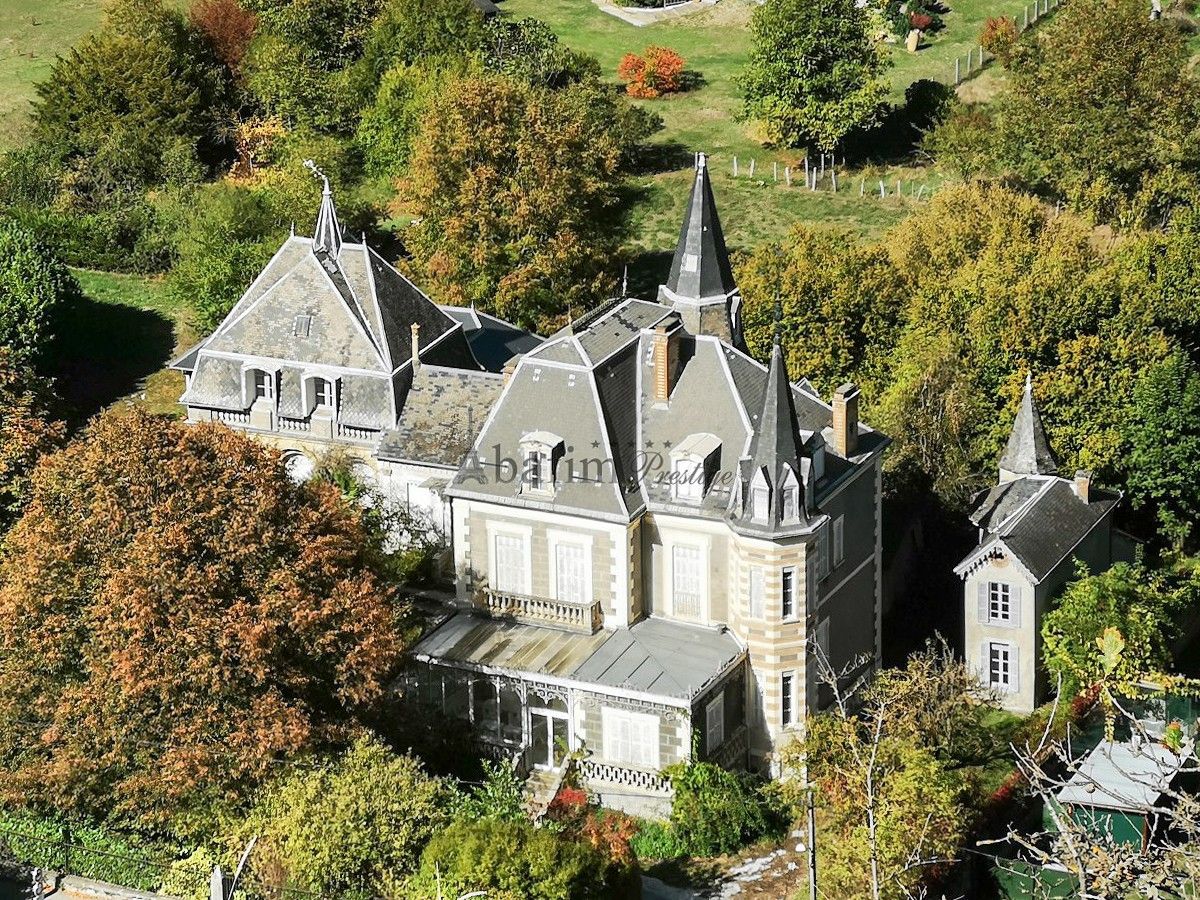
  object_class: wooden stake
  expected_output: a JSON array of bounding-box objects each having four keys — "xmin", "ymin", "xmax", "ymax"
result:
[
  {"xmin": 785, "ymin": 166, "xmax": 792, "ymax": 186},
  {"xmin": 733, "ymin": 156, "xmax": 739, "ymax": 177},
  {"xmin": 773, "ymin": 162, "xmax": 778, "ymax": 182},
  {"xmin": 749, "ymin": 158, "xmax": 756, "ymax": 178}
]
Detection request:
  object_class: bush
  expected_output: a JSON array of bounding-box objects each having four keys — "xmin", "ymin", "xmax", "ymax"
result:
[
  {"xmin": 406, "ymin": 819, "xmax": 640, "ymax": 899},
  {"xmin": 979, "ymin": 15, "xmax": 1018, "ymax": 65},
  {"xmin": 453, "ymin": 759, "xmax": 525, "ymax": 823},
  {"xmin": 0, "ymin": 218, "xmax": 80, "ymax": 367},
  {"xmin": 617, "ymin": 46, "xmax": 686, "ymax": 99}
]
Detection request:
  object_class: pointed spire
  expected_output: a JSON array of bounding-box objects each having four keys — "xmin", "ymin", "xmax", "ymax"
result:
[
  {"xmin": 999, "ymin": 372, "xmax": 1058, "ymax": 481},
  {"xmin": 733, "ymin": 334, "xmax": 808, "ymax": 528},
  {"xmin": 662, "ymin": 152, "xmax": 736, "ymax": 304},
  {"xmin": 305, "ymin": 160, "xmax": 342, "ymax": 258}
]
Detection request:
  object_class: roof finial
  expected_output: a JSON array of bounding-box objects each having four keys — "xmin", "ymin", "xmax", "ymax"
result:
[
  {"xmin": 1025, "ymin": 370, "xmax": 1033, "ymax": 393},
  {"xmin": 696, "ymin": 151, "xmax": 707, "ymax": 175},
  {"xmin": 621, "ymin": 264, "xmax": 628, "ymax": 299},
  {"xmin": 305, "ymin": 159, "xmax": 342, "ymax": 258}
]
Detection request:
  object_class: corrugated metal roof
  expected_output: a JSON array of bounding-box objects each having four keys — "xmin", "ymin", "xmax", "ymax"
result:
[
  {"xmin": 1057, "ymin": 740, "xmax": 1191, "ymax": 813},
  {"xmin": 413, "ymin": 614, "xmax": 744, "ymax": 701}
]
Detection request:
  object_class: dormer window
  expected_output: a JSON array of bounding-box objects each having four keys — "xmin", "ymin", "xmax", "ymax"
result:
[
  {"xmin": 670, "ymin": 433, "xmax": 721, "ymax": 503},
  {"xmin": 812, "ymin": 440, "xmax": 826, "ymax": 482},
  {"xmin": 780, "ymin": 465, "xmax": 800, "ymax": 523},
  {"xmin": 519, "ymin": 431, "xmax": 564, "ymax": 496},
  {"xmin": 313, "ymin": 378, "xmax": 332, "ymax": 409},
  {"xmin": 253, "ymin": 369, "xmax": 273, "ymax": 400},
  {"xmin": 782, "ymin": 486, "xmax": 798, "ymax": 521}
]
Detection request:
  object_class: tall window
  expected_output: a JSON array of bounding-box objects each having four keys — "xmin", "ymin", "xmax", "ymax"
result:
[
  {"xmin": 781, "ymin": 567, "xmax": 796, "ymax": 620},
  {"xmin": 525, "ymin": 449, "xmax": 546, "ymax": 491},
  {"xmin": 253, "ymin": 369, "xmax": 273, "ymax": 400},
  {"xmin": 493, "ymin": 533, "xmax": 527, "ymax": 595},
  {"xmin": 705, "ymin": 695, "xmax": 724, "ymax": 753},
  {"xmin": 555, "ymin": 543, "xmax": 587, "ymax": 604},
  {"xmin": 781, "ymin": 672, "xmax": 795, "ymax": 726},
  {"xmin": 602, "ymin": 707, "xmax": 659, "ymax": 769},
  {"xmin": 817, "ymin": 530, "xmax": 830, "ymax": 579},
  {"xmin": 988, "ymin": 642, "xmax": 1013, "ymax": 692},
  {"xmin": 313, "ymin": 378, "xmax": 332, "ymax": 409},
  {"xmin": 988, "ymin": 582, "xmax": 1012, "ymax": 624},
  {"xmin": 749, "ymin": 566, "xmax": 765, "ymax": 618},
  {"xmin": 833, "ymin": 516, "xmax": 845, "ymax": 566},
  {"xmin": 672, "ymin": 545, "xmax": 703, "ymax": 618}
]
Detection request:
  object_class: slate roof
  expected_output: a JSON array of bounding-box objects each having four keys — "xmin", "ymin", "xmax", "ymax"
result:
[
  {"xmin": 659, "ymin": 153, "xmax": 736, "ymax": 305},
  {"xmin": 377, "ymin": 366, "xmax": 505, "ymax": 468},
  {"xmin": 959, "ymin": 476, "xmax": 1120, "ymax": 583},
  {"xmin": 999, "ymin": 374, "xmax": 1059, "ymax": 477},
  {"xmin": 440, "ymin": 306, "xmax": 543, "ymax": 372},
  {"xmin": 413, "ymin": 613, "xmax": 745, "ymax": 703},
  {"xmin": 1058, "ymin": 740, "xmax": 1191, "ymax": 813}
]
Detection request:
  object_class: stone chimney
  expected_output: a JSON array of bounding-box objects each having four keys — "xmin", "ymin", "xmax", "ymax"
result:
[
  {"xmin": 410, "ymin": 323, "xmax": 420, "ymax": 371},
  {"xmin": 651, "ymin": 319, "xmax": 682, "ymax": 403},
  {"xmin": 832, "ymin": 383, "xmax": 860, "ymax": 458},
  {"xmin": 1073, "ymin": 469, "xmax": 1091, "ymax": 503}
]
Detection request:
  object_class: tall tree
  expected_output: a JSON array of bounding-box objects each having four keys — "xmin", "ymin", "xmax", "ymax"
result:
[
  {"xmin": 992, "ymin": 0, "xmax": 1200, "ymax": 222},
  {"xmin": 742, "ymin": 0, "xmax": 888, "ymax": 151},
  {"xmin": 0, "ymin": 219, "xmax": 79, "ymax": 367},
  {"xmin": 397, "ymin": 73, "xmax": 654, "ymax": 331},
  {"xmin": 0, "ymin": 410, "xmax": 409, "ymax": 834},
  {"xmin": 0, "ymin": 351, "xmax": 64, "ymax": 529}
]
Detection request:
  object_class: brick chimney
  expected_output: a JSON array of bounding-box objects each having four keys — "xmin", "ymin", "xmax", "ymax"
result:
[
  {"xmin": 1073, "ymin": 469, "xmax": 1091, "ymax": 503},
  {"xmin": 651, "ymin": 319, "xmax": 682, "ymax": 403},
  {"xmin": 410, "ymin": 323, "xmax": 420, "ymax": 371},
  {"xmin": 832, "ymin": 383, "xmax": 860, "ymax": 458}
]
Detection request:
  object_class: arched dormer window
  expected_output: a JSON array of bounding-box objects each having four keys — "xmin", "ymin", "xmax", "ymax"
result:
[
  {"xmin": 302, "ymin": 374, "xmax": 335, "ymax": 416},
  {"xmin": 670, "ymin": 433, "xmax": 721, "ymax": 503},
  {"xmin": 780, "ymin": 465, "xmax": 800, "ymax": 523},
  {"xmin": 519, "ymin": 431, "xmax": 564, "ymax": 496},
  {"xmin": 241, "ymin": 365, "xmax": 276, "ymax": 408},
  {"xmin": 751, "ymin": 468, "xmax": 771, "ymax": 523}
]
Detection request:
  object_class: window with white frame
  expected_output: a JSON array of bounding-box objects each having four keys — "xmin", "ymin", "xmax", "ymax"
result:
[
  {"xmin": 988, "ymin": 642, "xmax": 1015, "ymax": 693},
  {"xmin": 253, "ymin": 369, "xmax": 273, "ymax": 400},
  {"xmin": 833, "ymin": 516, "xmax": 845, "ymax": 566},
  {"xmin": 781, "ymin": 672, "xmax": 796, "ymax": 726},
  {"xmin": 493, "ymin": 532, "xmax": 528, "ymax": 595},
  {"xmin": 602, "ymin": 706, "xmax": 660, "ymax": 769},
  {"xmin": 554, "ymin": 542, "xmax": 587, "ymax": 604},
  {"xmin": 749, "ymin": 566, "xmax": 765, "ymax": 618},
  {"xmin": 817, "ymin": 529, "xmax": 830, "ymax": 579},
  {"xmin": 988, "ymin": 582, "xmax": 1012, "ymax": 624},
  {"xmin": 781, "ymin": 566, "xmax": 796, "ymax": 620},
  {"xmin": 705, "ymin": 694, "xmax": 724, "ymax": 753},
  {"xmin": 524, "ymin": 449, "xmax": 547, "ymax": 491},
  {"xmin": 672, "ymin": 545, "xmax": 703, "ymax": 618},
  {"xmin": 751, "ymin": 469, "xmax": 770, "ymax": 523}
]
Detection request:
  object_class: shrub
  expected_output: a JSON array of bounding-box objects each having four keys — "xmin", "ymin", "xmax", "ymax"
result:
[
  {"xmin": 617, "ymin": 46, "xmax": 685, "ymax": 99},
  {"xmin": 979, "ymin": 15, "xmax": 1018, "ymax": 65},
  {"xmin": 405, "ymin": 818, "xmax": 640, "ymax": 899},
  {"xmin": 454, "ymin": 759, "xmax": 526, "ymax": 823},
  {"xmin": 189, "ymin": 0, "xmax": 259, "ymax": 73},
  {"xmin": 0, "ymin": 218, "xmax": 79, "ymax": 367},
  {"xmin": 910, "ymin": 12, "xmax": 933, "ymax": 30}
]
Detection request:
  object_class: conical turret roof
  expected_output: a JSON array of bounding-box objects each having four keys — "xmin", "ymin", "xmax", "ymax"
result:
[
  {"xmin": 662, "ymin": 152, "xmax": 736, "ymax": 304},
  {"xmin": 999, "ymin": 373, "xmax": 1058, "ymax": 478},
  {"xmin": 311, "ymin": 172, "xmax": 342, "ymax": 258}
]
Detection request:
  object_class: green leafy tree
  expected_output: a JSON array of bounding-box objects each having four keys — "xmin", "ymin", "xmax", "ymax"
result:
[
  {"xmin": 358, "ymin": 0, "xmax": 487, "ymax": 74},
  {"xmin": 405, "ymin": 818, "xmax": 640, "ymax": 900},
  {"xmin": 1124, "ymin": 352, "xmax": 1200, "ymax": 548},
  {"xmin": 0, "ymin": 409, "xmax": 410, "ymax": 834},
  {"xmin": 355, "ymin": 60, "xmax": 464, "ymax": 178},
  {"xmin": 397, "ymin": 72, "xmax": 655, "ymax": 331},
  {"xmin": 1042, "ymin": 563, "xmax": 1184, "ymax": 699},
  {"xmin": 661, "ymin": 760, "xmax": 786, "ymax": 857},
  {"xmin": 991, "ymin": 0, "xmax": 1200, "ymax": 223},
  {"xmin": 736, "ymin": 226, "xmax": 902, "ymax": 397},
  {"xmin": 33, "ymin": 0, "xmax": 234, "ymax": 189},
  {"xmin": 241, "ymin": 735, "xmax": 453, "ymax": 898},
  {"xmin": 482, "ymin": 18, "xmax": 600, "ymax": 89},
  {"xmin": 0, "ymin": 219, "xmax": 80, "ymax": 366},
  {"xmin": 742, "ymin": 0, "xmax": 888, "ymax": 151}
]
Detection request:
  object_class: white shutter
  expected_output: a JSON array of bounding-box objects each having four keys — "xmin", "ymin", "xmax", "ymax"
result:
[
  {"xmin": 749, "ymin": 567, "xmax": 765, "ymax": 618},
  {"xmin": 1011, "ymin": 584, "xmax": 1022, "ymax": 629},
  {"xmin": 672, "ymin": 545, "xmax": 702, "ymax": 618},
  {"xmin": 1010, "ymin": 644, "xmax": 1020, "ymax": 694},
  {"xmin": 977, "ymin": 581, "xmax": 988, "ymax": 624},
  {"xmin": 706, "ymin": 695, "xmax": 724, "ymax": 753},
  {"xmin": 980, "ymin": 641, "xmax": 991, "ymax": 685},
  {"xmin": 494, "ymin": 533, "xmax": 525, "ymax": 594},
  {"xmin": 555, "ymin": 543, "xmax": 586, "ymax": 604}
]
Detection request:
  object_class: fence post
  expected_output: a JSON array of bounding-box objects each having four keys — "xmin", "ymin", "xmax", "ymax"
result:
[
  {"xmin": 62, "ymin": 825, "xmax": 71, "ymax": 875},
  {"xmin": 733, "ymin": 156, "xmax": 738, "ymax": 177},
  {"xmin": 1023, "ymin": 5, "xmax": 1028, "ymax": 27},
  {"xmin": 955, "ymin": 57, "xmax": 961, "ymax": 84},
  {"xmin": 859, "ymin": 177, "xmax": 865, "ymax": 197},
  {"xmin": 749, "ymin": 158, "xmax": 756, "ymax": 178},
  {"xmin": 879, "ymin": 180, "xmax": 886, "ymax": 197},
  {"xmin": 785, "ymin": 166, "xmax": 792, "ymax": 186},
  {"xmin": 831, "ymin": 168, "xmax": 838, "ymax": 192},
  {"xmin": 773, "ymin": 161, "xmax": 778, "ymax": 182}
]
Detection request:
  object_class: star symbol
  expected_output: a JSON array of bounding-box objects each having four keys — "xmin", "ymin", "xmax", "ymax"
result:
[
  {"xmin": 591, "ymin": 440, "xmax": 601, "ymax": 449},
  {"xmin": 662, "ymin": 439, "xmax": 673, "ymax": 448},
  {"xmin": 645, "ymin": 440, "xmax": 656, "ymax": 448}
]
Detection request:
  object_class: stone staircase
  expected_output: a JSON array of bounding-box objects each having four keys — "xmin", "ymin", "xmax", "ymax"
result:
[{"xmin": 521, "ymin": 767, "xmax": 566, "ymax": 823}]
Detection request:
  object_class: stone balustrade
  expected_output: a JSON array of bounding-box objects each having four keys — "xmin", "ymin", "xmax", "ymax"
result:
[{"xmin": 479, "ymin": 589, "xmax": 603, "ymax": 634}]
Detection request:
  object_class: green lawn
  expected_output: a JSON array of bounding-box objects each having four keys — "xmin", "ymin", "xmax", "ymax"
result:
[
  {"xmin": 0, "ymin": 0, "xmax": 106, "ymax": 150},
  {"xmin": 58, "ymin": 270, "xmax": 193, "ymax": 422}
]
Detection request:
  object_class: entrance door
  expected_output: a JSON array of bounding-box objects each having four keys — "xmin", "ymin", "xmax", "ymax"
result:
[{"xmin": 529, "ymin": 705, "xmax": 570, "ymax": 769}]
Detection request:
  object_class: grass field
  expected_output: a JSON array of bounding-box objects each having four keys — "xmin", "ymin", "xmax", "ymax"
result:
[
  {"xmin": 0, "ymin": 0, "xmax": 106, "ymax": 149},
  {"xmin": 59, "ymin": 270, "xmax": 192, "ymax": 422}
]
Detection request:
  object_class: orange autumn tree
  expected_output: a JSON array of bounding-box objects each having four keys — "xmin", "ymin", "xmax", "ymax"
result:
[
  {"xmin": 0, "ymin": 409, "xmax": 409, "ymax": 834},
  {"xmin": 617, "ymin": 46, "xmax": 686, "ymax": 98}
]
